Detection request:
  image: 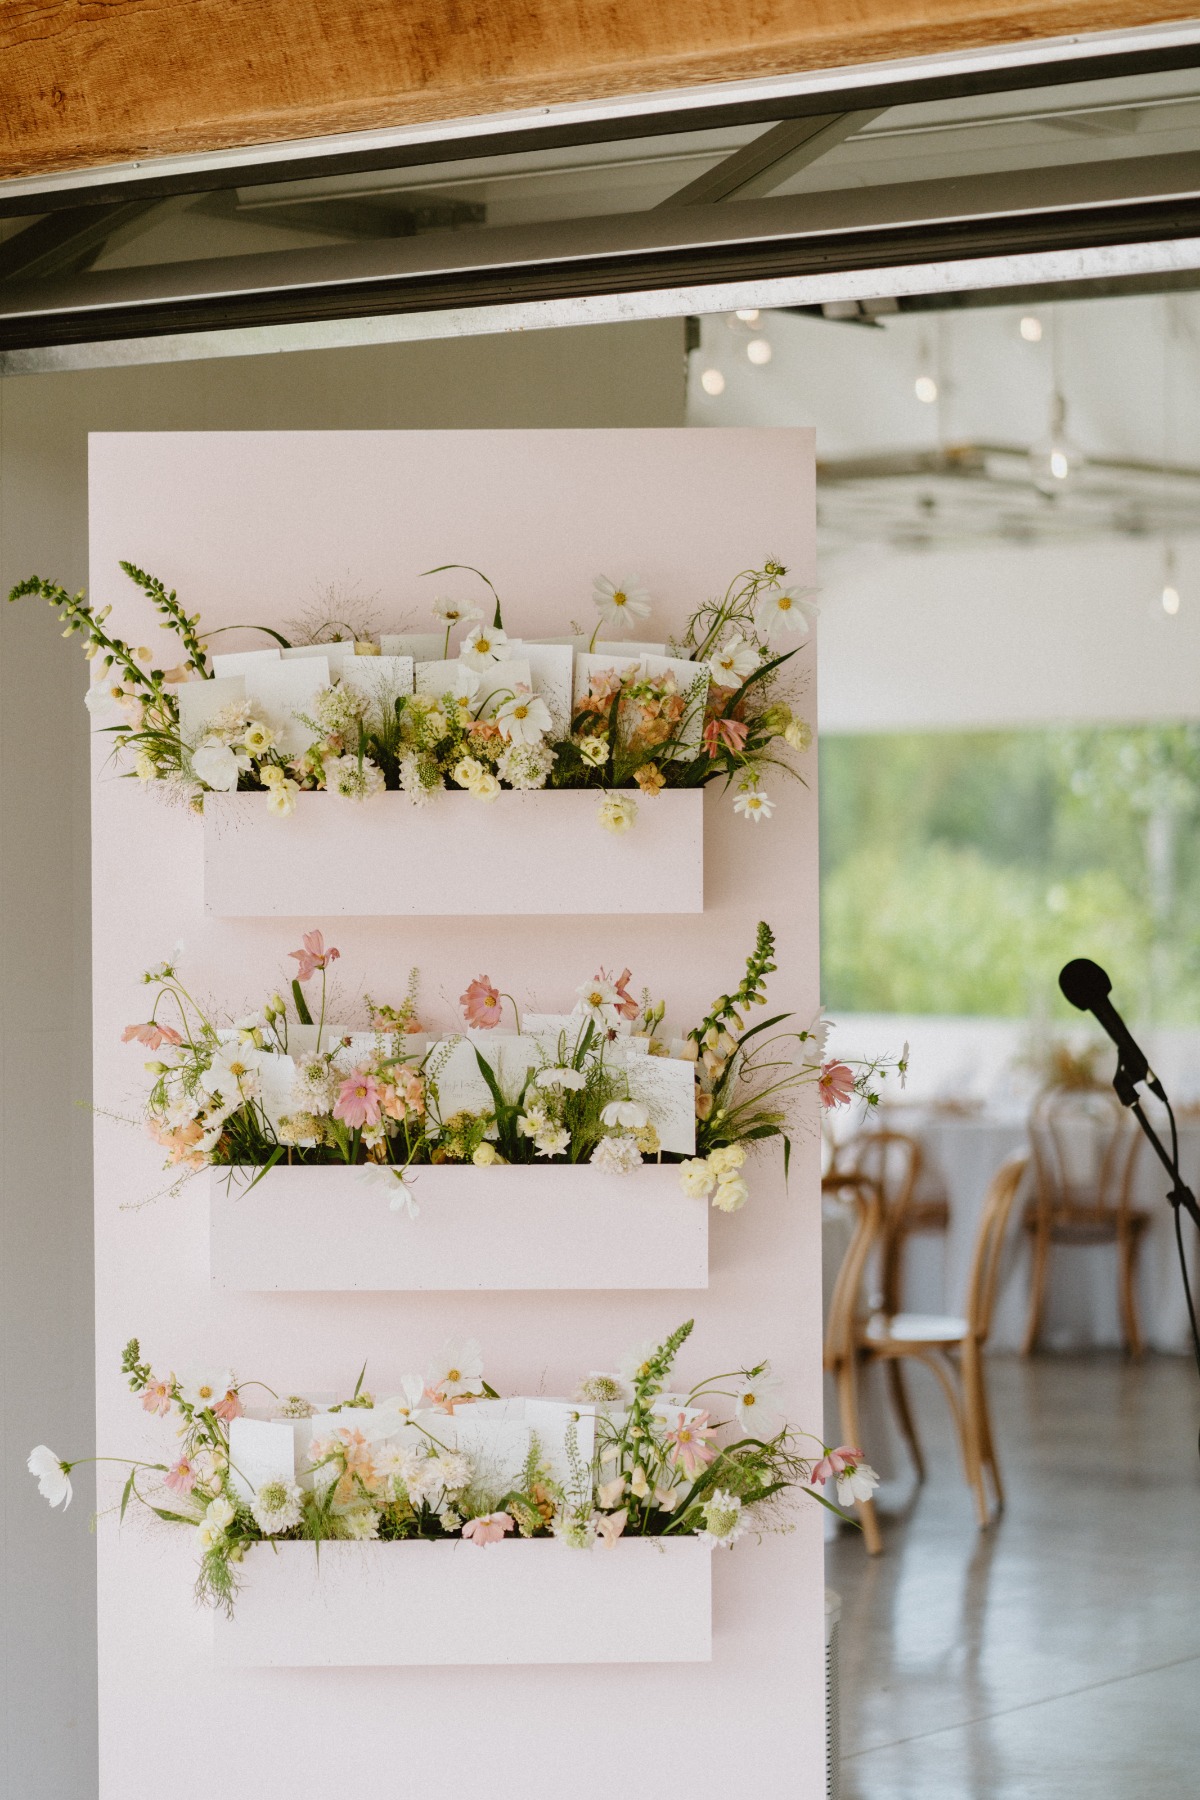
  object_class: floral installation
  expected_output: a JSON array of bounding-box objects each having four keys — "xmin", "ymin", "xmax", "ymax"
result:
[
  {"xmin": 28, "ymin": 1320, "xmax": 879, "ymax": 1614},
  {"xmin": 122, "ymin": 923, "xmax": 904, "ymax": 1205},
  {"xmin": 10, "ymin": 558, "xmax": 814, "ymax": 829}
]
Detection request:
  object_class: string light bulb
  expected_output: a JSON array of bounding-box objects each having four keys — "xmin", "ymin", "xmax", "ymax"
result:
[
  {"xmin": 746, "ymin": 338, "xmax": 772, "ymax": 366},
  {"xmin": 914, "ymin": 374, "xmax": 938, "ymax": 404},
  {"xmin": 735, "ymin": 308, "xmax": 760, "ymax": 323},
  {"xmin": 1030, "ymin": 392, "xmax": 1082, "ymax": 495},
  {"xmin": 699, "ymin": 367, "xmax": 726, "ymax": 396},
  {"xmin": 1020, "ymin": 316, "xmax": 1043, "ymax": 342}
]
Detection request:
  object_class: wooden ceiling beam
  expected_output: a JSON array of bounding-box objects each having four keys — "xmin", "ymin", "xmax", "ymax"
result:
[{"xmin": 2, "ymin": 0, "xmax": 1199, "ymax": 183}]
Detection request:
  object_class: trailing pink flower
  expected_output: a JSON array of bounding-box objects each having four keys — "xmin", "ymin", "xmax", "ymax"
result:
[
  {"xmin": 334, "ymin": 1069, "xmax": 382, "ymax": 1130},
  {"xmin": 703, "ymin": 716, "xmax": 749, "ymax": 759},
  {"xmin": 818, "ymin": 1062, "xmax": 856, "ymax": 1110},
  {"xmin": 164, "ymin": 1456, "xmax": 196, "ymax": 1494},
  {"xmin": 613, "ymin": 967, "xmax": 639, "ymax": 1022},
  {"xmin": 812, "ymin": 1445, "xmax": 864, "ymax": 1485},
  {"xmin": 140, "ymin": 1377, "xmax": 174, "ymax": 1417},
  {"xmin": 461, "ymin": 1511, "xmax": 515, "ymax": 1547},
  {"xmin": 460, "ymin": 976, "xmax": 503, "ymax": 1029},
  {"xmin": 663, "ymin": 1410, "xmax": 718, "ymax": 1478},
  {"xmin": 122, "ymin": 1021, "xmax": 182, "ymax": 1050},
  {"xmin": 211, "ymin": 1388, "xmax": 243, "ymax": 1423},
  {"xmin": 289, "ymin": 929, "xmax": 340, "ymax": 983}
]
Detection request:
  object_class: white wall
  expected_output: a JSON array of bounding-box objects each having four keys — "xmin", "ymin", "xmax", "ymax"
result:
[
  {"xmin": 0, "ymin": 318, "xmax": 685, "ymax": 1800},
  {"xmin": 689, "ymin": 296, "xmax": 1200, "ymax": 732}
]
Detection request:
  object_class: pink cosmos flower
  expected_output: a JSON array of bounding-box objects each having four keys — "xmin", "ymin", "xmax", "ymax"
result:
[
  {"xmin": 140, "ymin": 1377, "xmax": 174, "ymax": 1417},
  {"xmin": 460, "ymin": 976, "xmax": 503, "ymax": 1029},
  {"xmin": 334, "ymin": 1069, "xmax": 382, "ymax": 1129},
  {"xmin": 164, "ymin": 1456, "xmax": 196, "ymax": 1494},
  {"xmin": 613, "ymin": 968, "xmax": 639, "ymax": 1022},
  {"xmin": 212, "ymin": 1389, "xmax": 243, "ymax": 1423},
  {"xmin": 289, "ymin": 929, "xmax": 340, "ymax": 983},
  {"xmin": 663, "ymin": 1410, "xmax": 718, "ymax": 1478},
  {"xmin": 122, "ymin": 1021, "xmax": 182, "ymax": 1050},
  {"xmin": 461, "ymin": 1512, "xmax": 515, "ymax": 1547},
  {"xmin": 818, "ymin": 1062, "xmax": 856, "ymax": 1110},
  {"xmin": 812, "ymin": 1445, "xmax": 864, "ymax": 1485},
  {"xmin": 703, "ymin": 716, "xmax": 749, "ymax": 759}
]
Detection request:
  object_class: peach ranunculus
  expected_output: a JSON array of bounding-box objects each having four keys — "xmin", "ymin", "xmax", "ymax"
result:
[
  {"xmin": 289, "ymin": 929, "xmax": 340, "ymax": 983},
  {"xmin": 461, "ymin": 1511, "xmax": 515, "ymax": 1547},
  {"xmin": 818, "ymin": 1062, "xmax": 856, "ymax": 1111},
  {"xmin": 460, "ymin": 976, "xmax": 503, "ymax": 1029},
  {"xmin": 122, "ymin": 1021, "xmax": 183, "ymax": 1050},
  {"xmin": 334, "ymin": 1069, "xmax": 382, "ymax": 1129}
]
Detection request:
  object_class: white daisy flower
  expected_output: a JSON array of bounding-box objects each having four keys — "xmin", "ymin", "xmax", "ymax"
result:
[
  {"xmin": 495, "ymin": 688, "xmax": 552, "ymax": 745},
  {"xmin": 535, "ymin": 1067, "xmax": 587, "ymax": 1092},
  {"xmin": 593, "ymin": 576, "xmax": 651, "ymax": 630},
  {"xmin": 431, "ymin": 598, "xmax": 483, "ymax": 627},
  {"xmin": 734, "ymin": 1367, "xmax": 784, "ymax": 1438},
  {"xmin": 601, "ymin": 1100, "xmax": 650, "ymax": 1130},
  {"xmin": 733, "ymin": 788, "xmax": 775, "ymax": 823},
  {"xmin": 426, "ymin": 1337, "xmax": 485, "ymax": 1400}
]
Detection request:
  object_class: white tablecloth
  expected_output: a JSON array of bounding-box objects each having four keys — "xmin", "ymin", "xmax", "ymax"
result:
[{"xmin": 904, "ymin": 1113, "xmax": 1200, "ymax": 1354}]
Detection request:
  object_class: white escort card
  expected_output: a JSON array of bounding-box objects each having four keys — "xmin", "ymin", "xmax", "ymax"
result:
[
  {"xmin": 173, "ymin": 674, "xmax": 247, "ymax": 744},
  {"xmin": 337, "ymin": 654, "xmax": 416, "ymax": 711},
  {"xmin": 210, "ymin": 647, "xmax": 281, "ymax": 678},
  {"xmin": 618, "ymin": 1052, "xmax": 697, "ymax": 1154},
  {"xmin": 380, "ymin": 632, "xmax": 445, "ymax": 661},
  {"xmin": 242, "ymin": 654, "xmax": 331, "ymax": 754}
]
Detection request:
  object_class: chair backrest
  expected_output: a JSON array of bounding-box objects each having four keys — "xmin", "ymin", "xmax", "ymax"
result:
[
  {"xmin": 965, "ymin": 1155, "xmax": 1029, "ymax": 1343},
  {"xmin": 822, "ymin": 1172, "xmax": 883, "ymax": 1369},
  {"xmin": 1029, "ymin": 1084, "xmax": 1142, "ymax": 1221},
  {"xmin": 846, "ymin": 1128, "xmax": 922, "ymax": 1220}
]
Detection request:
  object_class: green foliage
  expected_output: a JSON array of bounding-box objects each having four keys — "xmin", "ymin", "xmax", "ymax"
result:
[{"xmin": 820, "ymin": 726, "xmax": 1200, "ymax": 1022}]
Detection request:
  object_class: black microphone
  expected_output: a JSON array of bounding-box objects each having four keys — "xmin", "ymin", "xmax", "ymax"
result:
[{"xmin": 1058, "ymin": 958, "xmax": 1158, "ymax": 1091}]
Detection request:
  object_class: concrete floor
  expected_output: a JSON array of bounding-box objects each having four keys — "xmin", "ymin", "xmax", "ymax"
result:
[{"xmin": 827, "ymin": 1354, "xmax": 1200, "ymax": 1798}]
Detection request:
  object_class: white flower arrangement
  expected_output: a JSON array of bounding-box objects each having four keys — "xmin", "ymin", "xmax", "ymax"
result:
[
  {"xmin": 12, "ymin": 559, "xmax": 816, "ymax": 830},
  {"xmin": 30, "ymin": 1321, "xmax": 879, "ymax": 1615}
]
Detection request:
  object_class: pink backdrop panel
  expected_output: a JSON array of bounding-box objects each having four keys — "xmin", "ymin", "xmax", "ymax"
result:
[{"xmin": 88, "ymin": 428, "xmax": 822, "ymax": 1799}]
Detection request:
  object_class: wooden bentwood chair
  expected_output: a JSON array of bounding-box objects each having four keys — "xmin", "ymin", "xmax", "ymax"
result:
[
  {"xmin": 846, "ymin": 1128, "xmax": 950, "ymax": 1317},
  {"xmin": 822, "ymin": 1171, "xmax": 884, "ymax": 1555},
  {"xmin": 1022, "ymin": 1085, "xmax": 1148, "ymax": 1357},
  {"xmin": 859, "ymin": 1155, "xmax": 1028, "ymax": 1528}
]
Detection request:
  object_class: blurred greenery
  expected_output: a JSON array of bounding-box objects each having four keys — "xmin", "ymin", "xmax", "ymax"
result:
[{"xmin": 819, "ymin": 726, "xmax": 1200, "ymax": 1023}]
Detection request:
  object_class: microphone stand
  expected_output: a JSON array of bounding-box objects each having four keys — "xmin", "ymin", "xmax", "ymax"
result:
[{"xmin": 1111, "ymin": 1059, "xmax": 1200, "ymax": 1395}]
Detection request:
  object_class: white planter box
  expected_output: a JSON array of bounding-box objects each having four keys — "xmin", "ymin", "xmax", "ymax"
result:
[
  {"xmin": 203, "ymin": 789, "xmax": 704, "ymax": 916},
  {"xmin": 210, "ymin": 1163, "xmax": 708, "ymax": 1290},
  {"xmin": 212, "ymin": 1538, "xmax": 712, "ymax": 1666}
]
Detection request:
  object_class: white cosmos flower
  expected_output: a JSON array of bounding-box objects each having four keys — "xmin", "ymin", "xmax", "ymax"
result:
[
  {"xmin": 191, "ymin": 740, "xmax": 248, "ymax": 792},
  {"xmin": 459, "ymin": 624, "xmax": 512, "ymax": 669},
  {"xmin": 601, "ymin": 1100, "xmax": 650, "ymax": 1130},
  {"xmin": 432, "ymin": 598, "xmax": 483, "ymax": 627},
  {"xmin": 754, "ymin": 585, "xmax": 819, "ymax": 639},
  {"xmin": 495, "ymin": 688, "xmax": 552, "ymax": 745},
  {"xmin": 27, "ymin": 1445, "xmax": 72, "ymax": 1509},
  {"xmin": 593, "ymin": 576, "xmax": 651, "ymax": 630},
  {"xmin": 707, "ymin": 634, "xmax": 760, "ymax": 687},
  {"xmin": 535, "ymin": 1067, "xmax": 587, "ymax": 1092},
  {"xmin": 575, "ymin": 976, "xmax": 620, "ymax": 1026},
  {"xmin": 733, "ymin": 788, "xmax": 775, "ymax": 823},
  {"xmin": 200, "ymin": 1041, "xmax": 263, "ymax": 1105},
  {"xmin": 837, "ymin": 1462, "xmax": 881, "ymax": 1506},
  {"xmin": 734, "ymin": 1367, "xmax": 784, "ymax": 1437},
  {"xmin": 178, "ymin": 1370, "xmax": 235, "ymax": 1414},
  {"xmin": 426, "ymin": 1337, "xmax": 485, "ymax": 1400}
]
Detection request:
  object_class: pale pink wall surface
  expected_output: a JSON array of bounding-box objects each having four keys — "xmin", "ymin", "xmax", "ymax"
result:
[{"xmin": 88, "ymin": 429, "xmax": 821, "ymax": 1798}]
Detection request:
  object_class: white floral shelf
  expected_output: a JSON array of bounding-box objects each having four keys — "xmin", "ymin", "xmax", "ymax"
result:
[
  {"xmin": 211, "ymin": 1538, "xmax": 713, "ymax": 1666},
  {"xmin": 210, "ymin": 1163, "xmax": 708, "ymax": 1291},
  {"xmin": 202, "ymin": 790, "xmax": 704, "ymax": 917}
]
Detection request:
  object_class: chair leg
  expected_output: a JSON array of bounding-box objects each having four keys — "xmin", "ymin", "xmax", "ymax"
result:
[
  {"xmin": 835, "ymin": 1359, "xmax": 883, "ymax": 1556},
  {"xmin": 1117, "ymin": 1229, "xmax": 1145, "ymax": 1360},
  {"xmin": 962, "ymin": 1342, "xmax": 999, "ymax": 1524},
  {"xmin": 885, "ymin": 1359, "xmax": 926, "ymax": 1483},
  {"xmin": 973, "ymin": 1351, "xmax": 1004, "ymax": 1512},
  {"xmin": 1022, "ymin": 1224, "xmax": 1051, "ymax": 1357}
]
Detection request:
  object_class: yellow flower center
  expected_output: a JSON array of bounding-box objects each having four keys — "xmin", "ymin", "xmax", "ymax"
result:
[
  {"xmin": 513, "ymin": 705, "xmax": 528, "ymax": 720},
  {"xmin": 744, "ymin": 1392, "xmax": 756, "ymax": 1406},
  {"xmin": 447, "ymin": 1368, "xmax": 461, "ymax": 1383},
  {"xmin": 198, "ymin": 1385, "xmax": 214, "ymax": 1400},
  {"xmin": 613, "ymin": 591, "xmax": 627, "ymax": 606},
  {"xmin": 484, "ymin": 994, "xmax": 497, "ymax": 1009},
  {"xmin": 778, "ymin": 596, "xmax": 793, "ymax": 611},
  {"xmin": 588, "ymin": 991, "xmax": 603, "ymax": 1007},
  {"xmin": 679, "ymin": 1428, "xmax": 693, "ymax": 1443}
]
